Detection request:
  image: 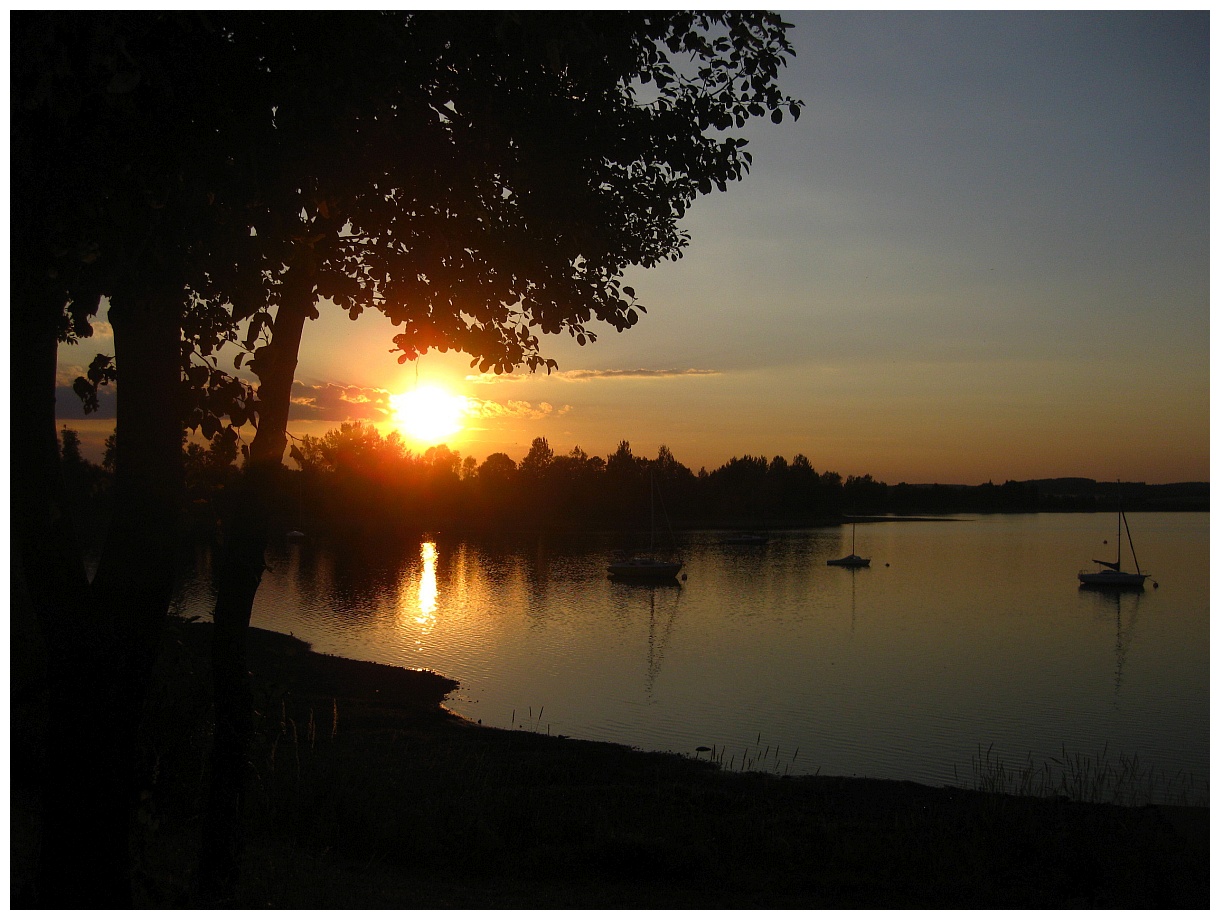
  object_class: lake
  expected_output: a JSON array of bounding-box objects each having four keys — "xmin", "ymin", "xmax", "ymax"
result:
[{"xmin": 174, "ymin": 512, "xmax": 1209, "ymax": 804}]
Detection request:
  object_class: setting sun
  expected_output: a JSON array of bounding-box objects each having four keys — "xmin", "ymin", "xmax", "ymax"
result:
[{"xmin": 389, "ymin": 385, "xmax": 468, "ymax": 444}]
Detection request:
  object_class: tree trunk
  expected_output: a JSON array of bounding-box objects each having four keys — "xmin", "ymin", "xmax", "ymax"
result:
[
  {"xmin": 198, "ymin": 271, "xmax": 314, "ymax": 904},
  {"xmin": 13, "ymin": 287, "xmax": 185, "ymax": 907},
  {"xmin": 10, "ymin": 292, "xmax": 119, "ymax": 906},
  {"xmin": 197, "ymin": 467, "xmax": 271, "ymax": 905}
]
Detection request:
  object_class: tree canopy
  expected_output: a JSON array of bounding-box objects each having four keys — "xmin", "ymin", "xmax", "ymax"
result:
[
  {"xmin": 11, "ymin": 11, "xmax": 804, "ymax": 907},
  {"xmin": 17, "ymin": 11, "xmax": 802, "ymax": 427}
]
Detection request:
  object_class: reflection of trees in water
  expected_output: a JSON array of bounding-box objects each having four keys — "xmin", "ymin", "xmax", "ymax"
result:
[
  {"xmin": 171, "ymin": 542, "xmax": 219, "ymax": 617},
  {"xmin": 325, "ymin": 536, "xmax": 419, "ymax": 615},
  {"xmin": 280, "ymin": 538, "xmax": 325, "ymax": 614},
  {"xmin": 524, "ymin": 534, "xmax": 552, "ymax": 612}
]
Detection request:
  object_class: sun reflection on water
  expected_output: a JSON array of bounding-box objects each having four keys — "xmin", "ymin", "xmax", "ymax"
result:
[
  {"xmin": 418, "ymin": 542, "xmax": 438, "ymax": 617},
  {"xmin": 404, "ymin": 541, "xmax": 439, "ymax": 649}
]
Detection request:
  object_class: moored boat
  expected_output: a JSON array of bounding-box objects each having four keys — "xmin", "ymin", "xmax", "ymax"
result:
[
  {"xmin": 1078, "ymin": 492, "xmax": 1147, "ymax": 589},
  {"xmin": 1078, "ymin": 568, "xmax": 1146, "ymax": 588},
  {"xmin": 607, "ymin": 557, "xmax": 684, "ymax": 581},
  {"xmin": 827, "ymin": 522, "xmax": 870, "ymax": 567},
  {"xmin": 827, "ymin": 552, "xmax": 870, "ymax": 568},
  {"xmin": 609, "ymin": 472, "xmax": 683, "ymax": 582}
]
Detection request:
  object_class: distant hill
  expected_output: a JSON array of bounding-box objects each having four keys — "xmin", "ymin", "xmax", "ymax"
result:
[
  {"xmin": 1023, "ymin": 479, "xmax": 1209, "ymax": 511},
  {"xmin": 886, "ymin": 479, "xmax": 1208, "ymax": 514}
]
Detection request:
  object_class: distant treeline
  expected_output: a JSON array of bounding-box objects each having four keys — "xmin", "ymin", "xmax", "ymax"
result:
[{"xmin": 58, "ymin": 423, "xmax": 1209, "ymax": 538}]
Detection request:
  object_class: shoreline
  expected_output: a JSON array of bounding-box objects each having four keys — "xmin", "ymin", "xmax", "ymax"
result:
[
  {"xmin": 13, "ymin": 618, "xmax": 1207, "ymax": 907},
  {"xmin": 210, "ymin": 622, "xmax": 1211, "ymax": 815},
  {"xmin": 218, "ymin": 621, "xmax": 1210, "ymax": 833},
  {"xmin": 229, "ymin": 624, "xmax": 1210, "ymax": 868}
]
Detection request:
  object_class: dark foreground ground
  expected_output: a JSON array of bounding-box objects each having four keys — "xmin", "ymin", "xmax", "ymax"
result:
[{"xmin": 11, "ymin": 620, "xmax": 1210, "ymax": 908}]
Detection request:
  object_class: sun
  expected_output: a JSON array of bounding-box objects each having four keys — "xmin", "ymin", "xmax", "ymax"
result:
[{"xmin": 389, "ymin": 385, "xmax": 469, "ymax": 444}]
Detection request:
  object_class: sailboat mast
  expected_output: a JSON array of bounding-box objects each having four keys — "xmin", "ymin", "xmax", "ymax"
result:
[{"xmin": 1123, "ymin": 509, "xmax": 1142, "ymax": 575}]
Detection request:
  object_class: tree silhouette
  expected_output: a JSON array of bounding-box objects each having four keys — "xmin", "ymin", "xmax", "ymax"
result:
[
  {"xmin": 12, "ymin": 11, "xmax": 802, "ymax": 906},
  {"xmin": 202, "ymin": 16, "xmax": 803, "ymax": 894},
  {"xmin": 519, "ymin": 436, "xmax": 556, "ymax": 479},
  {"xmin": 12, "ymin": 13, "xmax": 266, "ymax": 906}
]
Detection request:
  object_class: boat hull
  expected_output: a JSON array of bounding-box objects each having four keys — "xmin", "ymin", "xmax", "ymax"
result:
[
  {"xmin": 608, "ymin": 558, "xmax": 683, "ymax": 581},
  {"xmin": 827, "ymin": 554, "xmax": 870, "ymax": 568},
  {"xmin": 1078, "ymin": 570, "xmax": 1147, "ymax": 588}
]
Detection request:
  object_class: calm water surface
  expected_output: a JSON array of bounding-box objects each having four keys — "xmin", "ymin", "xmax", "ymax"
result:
[{"xmin": 174, "ymin": 513, "xmax": 1209, "ymax": 802}]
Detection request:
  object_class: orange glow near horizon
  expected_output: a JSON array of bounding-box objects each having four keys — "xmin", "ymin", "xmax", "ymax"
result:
[{"xmin": 389, "ymin": 385, "xmax": 469, "ymax": 446}]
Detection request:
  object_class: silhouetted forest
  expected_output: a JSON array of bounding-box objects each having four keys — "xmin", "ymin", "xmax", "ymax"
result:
[{"xmin": 61, "ymin": 424, "xmax": 1209, "ymax": 539}]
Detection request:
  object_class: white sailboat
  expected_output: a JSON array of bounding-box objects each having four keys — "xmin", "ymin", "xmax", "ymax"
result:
[
  {"xmin": 608, "ymin": 473, "xmax": 683, "ymax": 582},
  {"xmin": 1078, "ymin": 497, "xmax": 1147, "ymax": 588},
  {"xmin": 827, "ymin": 522, "xmax": 870, "ymax": 568}
]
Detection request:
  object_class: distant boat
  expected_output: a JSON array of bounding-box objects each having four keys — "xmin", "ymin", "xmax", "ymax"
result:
[
  {"xmin": 1078, "ymin": 497, "xmax": 1147, "ymax": 589},
  {"xmin": 609, "ymin": 472, "xmax": 683, "ymax": 582},
  {"xmin": 827, "ymin": 522, "xmax": 870, "ymax": 568},
  {"xmin": 607, "ymin": 556, "xmax": 684, "ymax": 581},
  {"xmin": 724, "ymin": 491, "xmax": 770, "ymax": 545}
]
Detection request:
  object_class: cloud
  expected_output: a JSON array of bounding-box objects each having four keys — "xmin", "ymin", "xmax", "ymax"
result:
[
  {"xmin": 466, "ymin": 398, "xmax": 572, "ymax": 420},
  {"xmin": 56, "ymin": 365, "xmax": 90, "ymax": 387},
  {"xmin": 290, "ymin": 382, "xmax": 392, "ymax": 420},
  {"xmin": 54, "ymin": 375, "xmax": 574, "ymax": 427},
  {"xmin": 466, "ymin": 367, "xmax": 720, "ymax": 384},
  {"xmin": 55, "ymin": 384, "xmax": 116, "ymax": 419},
  {"xmin": 62, "ymin": 320, "xmax": 114, "ymax": 344}
]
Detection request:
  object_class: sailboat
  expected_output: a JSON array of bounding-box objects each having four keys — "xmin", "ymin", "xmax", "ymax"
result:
[
  {"xmin": 1078, "ymin": 496, "xmax": 1147, "ymax": 588},
  {"xmin": 827, "ymin": 521, "xmax": 870, "ymax": 568},
  {"xmin": 608, "ymin": 473, "xmax": 683, "ymax": 582}
]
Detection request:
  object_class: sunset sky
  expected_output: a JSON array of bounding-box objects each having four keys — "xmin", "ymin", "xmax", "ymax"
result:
[{"xmin": 55, "ymin": 11, "xmax": 1209, "ymax": 485}]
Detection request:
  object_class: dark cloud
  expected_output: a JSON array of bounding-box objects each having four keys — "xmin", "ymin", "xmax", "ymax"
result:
[
  {"xmin": 54, "ymin": 379, "xmax": 393, "ymax": 424},
  {"xmin": 55, "ymin": 384, "xmax": 116, "ymax": 420},
  {"xmin": 290, "ymin": 382, "xmax": 392, "ymax": 420}
]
